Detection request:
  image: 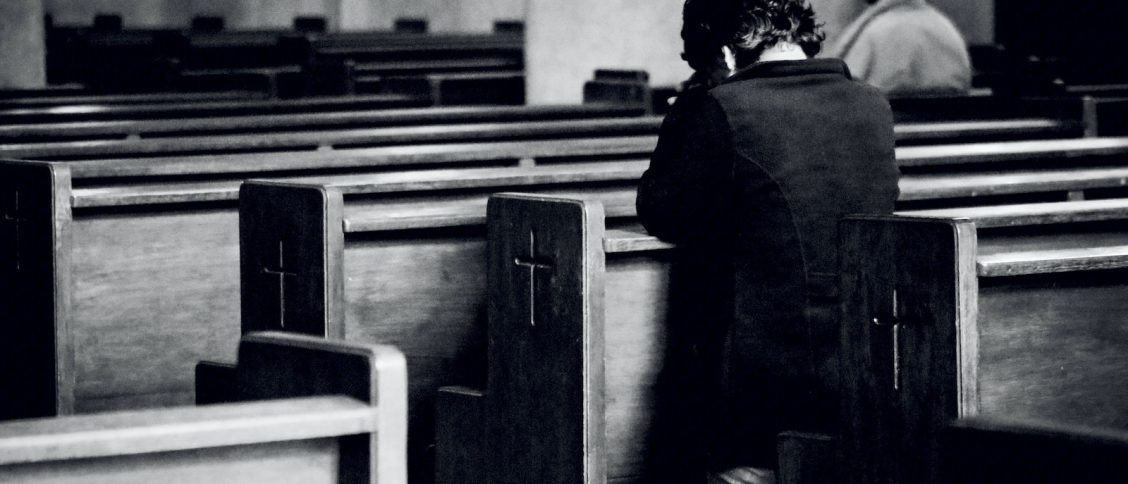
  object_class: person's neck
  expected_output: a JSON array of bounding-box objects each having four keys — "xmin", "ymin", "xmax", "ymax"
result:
[{"xmin": 757, "ymin": 42, "xmax": 808, "ymax": 63}]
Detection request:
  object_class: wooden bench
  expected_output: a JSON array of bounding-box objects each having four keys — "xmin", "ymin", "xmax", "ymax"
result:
[
  {"xmin": 0, "ymin": 90, "xmax": 261, "ymax": 109},
  {"xmin": 0, "ymin": 117, "xmax": 661, "ymax": 160},
  {"xmin": 0, "ymin": 94, "xmax": 429, "ymax": 124},
  {"xmin": 1, "ymin": 117, "xmax": 1114, "ymax": 161},
  {"xmin": 431, "ymin": 194, "xmax": 1128, "ymax": 482},
  {"xmin": 0, "ymin": 104, "xmax": 647, "ymax": 143},
  {"xmin": 378, "ymin": 71, "xmax": 526, "ymax": 106},
  {"xmin": 300, "ymin": 32, "xmax": 523, "ymax": 65},
  {"xmin": 839, "ymin": 213, "xmax": 1128, "ymax": 483},
  {"xmin": 0, "ymin": 331, "xmax": 407, "ymax": 484},
  {"xmin": 5, "ymin": 136, "xmax": 1128, "ymax": 418},
  {"xmin": 240, "ymin": 168, "xmax": 1128, "ymax": 482},
  {"xmin": 942, "ymin": 417, "xmax": 1128, "ymax": 483}
]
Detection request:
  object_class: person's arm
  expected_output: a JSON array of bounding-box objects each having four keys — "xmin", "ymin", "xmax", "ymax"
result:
[{"xmin": 637, "ymin": 94, "xmax": 733, "ymax": 243}]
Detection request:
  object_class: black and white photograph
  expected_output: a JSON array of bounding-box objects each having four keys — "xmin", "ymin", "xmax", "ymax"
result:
[{"xmin": 0, "ymin": 0, "xmax": 1126, "ymax": 482}]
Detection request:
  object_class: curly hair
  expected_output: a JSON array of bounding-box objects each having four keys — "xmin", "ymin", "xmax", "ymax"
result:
[{"xmin": 682, "ymin": 0, "xmax": 826, "ymax": 71}]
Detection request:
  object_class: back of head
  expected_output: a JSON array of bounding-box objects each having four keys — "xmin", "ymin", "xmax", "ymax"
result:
[{"xmin": 682, "ymin": 0, "xmax": 826, "ymax": 72}]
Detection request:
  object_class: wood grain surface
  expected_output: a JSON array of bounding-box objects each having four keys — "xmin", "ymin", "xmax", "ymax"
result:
[
  {"xmin": 0, "ymin": 104, "xmax": 646, "ymax": 142},
  {"xmin": 0, "ymin": 94, "xmax": 427, "ymax": 124}
]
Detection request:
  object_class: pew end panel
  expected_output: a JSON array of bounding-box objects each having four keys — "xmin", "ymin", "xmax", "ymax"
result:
[
  {"xmin": 942, "ymin": 416, "xmax": 1128, "ymax": 483},
  {"xmin": 0, "ymin": 160, "xmax": 74, "ymax": 420},
  {"xmin": 839, "ymin": 215, "xmax": 979, "ymax": 484},
  {"xmin": 0, "ymin": 332, "xmax": 408, "ymax": 484},
  {"xmin": 484, "ymin": 193, "xmax": 608, "ymax": 483},
  {"xmin": 239, "ymin": 181, "xmax": 345, "ymax": 338},
  {"xmin": 1084, "ymin": 96, "xmax": 1128, "ymax": 137}
]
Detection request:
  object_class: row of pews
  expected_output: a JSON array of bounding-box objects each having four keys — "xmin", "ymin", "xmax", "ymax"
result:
[
  {"xmin": 1, "ymin": 82, "xmax": 1127, "ymax": 482},
  {"xmin": 47, "ymin": 16, "xmax": 525, "ymax": 101}
]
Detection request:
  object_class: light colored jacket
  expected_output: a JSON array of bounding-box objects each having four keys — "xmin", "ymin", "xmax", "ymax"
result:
[{"xmin": 828, "ymin": 0, "xmax": 972, "ymax": 96}]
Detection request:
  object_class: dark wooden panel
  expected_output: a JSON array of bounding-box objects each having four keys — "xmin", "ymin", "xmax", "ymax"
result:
[
  {"xmin": 194, "ymin": 361, "xmax": 238, "ymax": 405},
  {"xmin": 484, "ymin": 194, "xmax": 606, "ymax": 484},
  {"xmin": 839, "ymin": 216, "xmax": 979, "ymax": 484},
  {"xmin": 0, "ymin": 160, "xmax": 72, "ymax": 419},
  {"xmin": 239, "ymin": 182, "xmax": 344, "ymax": 338}
]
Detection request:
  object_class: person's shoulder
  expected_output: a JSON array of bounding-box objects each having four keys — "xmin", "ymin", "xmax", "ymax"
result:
[
  {"xmin": 865, "ymin": 2, "xmax": 965, "ymax": 42},
  {"xmin": 665, "ymin": 86, "xmax": 728, "ymax": 123}
]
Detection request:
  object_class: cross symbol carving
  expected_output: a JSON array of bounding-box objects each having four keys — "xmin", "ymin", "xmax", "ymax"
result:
[
  {"xmin": 872, "ymin": 288, "xmax": 906, "ymax": 392},
  {"xmin": 262, "ymin": 240, "xmax": 297, "ymax": 329},
  {"xmin": 1, "ymin": 191, "xmax": 28, "ymax": 272},
  {"xmin": 513, "ymin": 230, "xmax": 554, "ymax": 327}
]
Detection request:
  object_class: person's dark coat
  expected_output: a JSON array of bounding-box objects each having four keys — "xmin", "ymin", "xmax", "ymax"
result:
[{"xmin": 637, "ymin": 58, "xmax": 900, "ymax": 471}]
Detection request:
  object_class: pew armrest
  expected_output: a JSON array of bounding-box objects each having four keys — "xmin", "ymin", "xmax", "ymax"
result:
[
  {"xmin": 777, "ymin": 432, "xmax": 838, "ymax": 484},
  {"xmin": 0, "ymin": 396, "xmax": 374, "ymax": 465},
  {"xmin": 436, "ymin": 386, "xmax": 487, "ymax": 484}
]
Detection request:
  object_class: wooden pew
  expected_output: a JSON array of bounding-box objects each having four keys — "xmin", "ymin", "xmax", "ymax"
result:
[
  {"xmin": 0, "ymin": 143, "xmax": 657, "ymax": 420},
  {"xmin": 300, "ymin": 32, "xmax": 523, "ymax": 65},
  {"xmin": 0, "ymin": 117, "xmax": 661, "ymax": 160},
  {"xmin": 242, "ymin": 174, "xmax": 1128, "ymax": 483},
  {"xmin": 0, "ymin": 131, "xmax": 1121, "ymax": 413},
  {"xmin": 379, "ymin": 71, "xmax": 525, "ymax": 106},
  {"xmin": 0, "ymin": 104, "xmax": 647, "ymax": 143},
  {"xmin": 839, "ymin": 213, "xmax": 1128, "ymax": 484},
  {"xmin": 0, "ymin": 331, "xmax": 407, "ymax": 484},
  {"xmin": 0, "ymin": 91, "xmax": 261, "ymax": 109},
  {"xmin": 431, "ymin": 194, "xmax": 1128, "ymax": 482},
  {"xmin": 0, "ymin": 117, "xmax": 1112, "ymax": 161},
  {"xmin": 5, "ymin": 136, "xmax": 1128, "ymax": 420},
  {"xmin": 0, "ymin": 94, "xmax": 429, "ymax": 124},
  {"xmin": 942, "ymin": 417, "xmax": 1128, "ymax": 483}
]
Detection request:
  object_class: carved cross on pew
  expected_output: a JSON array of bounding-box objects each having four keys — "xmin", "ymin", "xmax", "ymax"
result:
[
  {"xmin": 262, "ymin": 240, "xmax": 297, "ymax": 329},
  {"xmin": 872, "ymin": 287, "xmax": 907, "ymax": 392},
  {"xmin": 1, "ymin": 191, "xmax": 28, "ymax": 272},
  {"xmin": 513, "ymin": 230, "xmax": 554, "ymax": 327}
]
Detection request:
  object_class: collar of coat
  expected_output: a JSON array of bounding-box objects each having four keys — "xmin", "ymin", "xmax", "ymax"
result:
[{"xmin": 723, "ymin": 58, "xmax": 854, "ymax": 85}]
